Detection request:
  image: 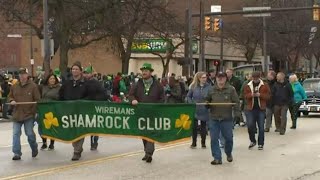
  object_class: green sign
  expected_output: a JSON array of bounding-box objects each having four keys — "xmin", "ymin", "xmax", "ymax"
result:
[
  {"xmin": 37, "ymin": 101, "xmax": 195, "ymax": 144},
  {"xmin": 131, "ymin": 39, "xmax": 172, "ymax": 53}
]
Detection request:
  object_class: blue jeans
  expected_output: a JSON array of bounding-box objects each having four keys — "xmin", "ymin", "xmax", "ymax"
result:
[
  {"xmin": 208, "ymin": 119, "xmax": 233, "ymax": 161},
  {"xmin": 245, "ymin": 109, "xmax": 266, "ymax": 146},
  {"xmin": 13, "ymin": 118, "xmax": 38, "ymax": 156}
]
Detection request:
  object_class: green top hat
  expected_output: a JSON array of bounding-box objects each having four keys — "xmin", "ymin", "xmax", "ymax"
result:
[
  {"xmin": 140, "ymin": 63, "xmax": 154, "ymax": 72},
  {"xmin": 84, "ymin": 66, "xmax": 93, "ymax": 73}
]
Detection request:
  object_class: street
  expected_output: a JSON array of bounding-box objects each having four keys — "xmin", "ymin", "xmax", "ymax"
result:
[{"xmin": 0, "ymin": 115, "xmax": 320, "ymax": 180}]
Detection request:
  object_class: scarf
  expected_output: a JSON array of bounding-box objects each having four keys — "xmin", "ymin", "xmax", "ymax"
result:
[{"xmin": 143, "ymin": 78, "xmax": 153, "ymax": 95}]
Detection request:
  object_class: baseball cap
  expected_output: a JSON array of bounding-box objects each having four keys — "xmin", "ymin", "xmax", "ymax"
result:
[
  {"xmin": 216, "ymin": 71, "xmax": 227, "ymax": 78},
  {"xmin": 18, "ymin": 67, "xmax": 28, "ymax": 74}
]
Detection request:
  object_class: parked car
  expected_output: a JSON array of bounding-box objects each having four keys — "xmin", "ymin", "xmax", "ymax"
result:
[{"xmin": 299, "ymin": 78, "xmax": 320, "ymax": 116}]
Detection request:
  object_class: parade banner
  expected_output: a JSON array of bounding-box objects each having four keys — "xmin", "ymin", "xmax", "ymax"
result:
[{"xmin": 37, "ymin": 101, "xmax": 195, "ymax": 145}]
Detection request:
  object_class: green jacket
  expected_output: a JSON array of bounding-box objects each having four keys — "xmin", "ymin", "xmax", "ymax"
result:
[
  {"xmin": 206, "ymin": 83, "xmax": 241, "ymax": 120},
  {"xmin": 119, "ymin": 80, "xmax": 127, "ymax": 94},
  {"xmin": 228, "ymin": 76, "xmax": 242, "ymax": 95}
]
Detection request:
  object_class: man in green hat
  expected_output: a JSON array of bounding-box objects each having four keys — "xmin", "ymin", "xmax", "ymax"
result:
[
  {"xmin": 83, "ymin": 66, "xmax": 106, "ymax": 150},
  {"xmin": 128, "ymin": 63, "xmax": 164, "ymax": 163}
]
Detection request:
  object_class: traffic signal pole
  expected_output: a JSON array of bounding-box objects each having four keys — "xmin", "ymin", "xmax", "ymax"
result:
[
  {"xmin": 220, "ymin": 23, "xmax": 224, "ymax": 72},
  {"xmin": 192, "ymin": 6, "xmax": 320, "ymax": 17},
  {"xmin": 192, "ymin": 6, "xmax": 320, "ymax": 74},
  {"xmin": 199, "ymin": 0, "xmax": 205, "ymax": 71}
]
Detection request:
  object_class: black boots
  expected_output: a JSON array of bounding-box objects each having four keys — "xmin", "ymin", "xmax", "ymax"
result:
[{"xmin": 41, "ymin": 138, "xmax": 54, "ymax": 150}]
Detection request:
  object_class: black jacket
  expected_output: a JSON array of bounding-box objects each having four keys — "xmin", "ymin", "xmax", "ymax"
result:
[
  {"xmin": 228, "ymin": 76, "xmax": 242, "ymax": 95},
  {"xmin": 272, "ymin": 81, "xmax": 293, "ymax": 106},
  {"xmin": 266, "ymin": 79, "xmax": 276, "ymax": 108},
  {"xmin": 1, "ymin": 82, "xmax": 10, "ymax": 97},
  {"xmin": 59, "ymin": 78, "xmax": 88, "ymax": 100},
  {"xmin": 85, "ymin": 78, "xmax": 107, "ymax": 101}
]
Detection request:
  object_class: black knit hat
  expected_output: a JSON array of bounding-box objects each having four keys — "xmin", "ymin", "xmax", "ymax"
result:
[{"xmin": 71, "ymin": 61, "xmax": 82, "ymax": 71}]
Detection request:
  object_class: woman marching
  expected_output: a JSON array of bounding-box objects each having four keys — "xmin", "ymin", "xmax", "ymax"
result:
[
  {"xmin": 39, "ymin": 73, "xmax": 61, "ymax": 150},
  {"xmin": 288, "ymin": 74, "xmax": 306, "ymax": 129},
  {"xmin": 187, "ymin": 72, "xmax": 212, "ymax": 148}
]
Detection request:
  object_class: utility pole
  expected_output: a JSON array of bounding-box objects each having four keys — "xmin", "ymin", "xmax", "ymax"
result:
[
  {"xmin": 263, "ymin": 16, "xmax": 268, "ymax": 73},
  {"xmin": 188, "ymin": 0, "xmax": 193, "ymax": 76},
  {"xmin": 199, "ymin": 0, "xmax": 205, "ymax": 71},
  {"xmin": 43, "ymin": 0, "xmax": 50, "ymax": 77},
  {"xmin": 29, "ymin": 0, "xmax": 34, "ymax": 78},
  {"xmin": 262, "ymin": 0, "xmax": 268, "ymax": 74},
  {"xmin": 220, "ymin": 21, "xmax": 224, "ymax": 72}
]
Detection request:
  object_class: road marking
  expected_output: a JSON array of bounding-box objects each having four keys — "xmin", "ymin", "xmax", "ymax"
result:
[{"xmin": 0, "ymin": 142, "xmax": 189, "ymax": 180}]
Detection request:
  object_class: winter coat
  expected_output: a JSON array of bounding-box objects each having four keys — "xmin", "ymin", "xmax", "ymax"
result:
[
  {"xmin": 59, "ymin": 77, "xmax": 88, "ymax": 100},
  {"xmin": 266, "ymin": 79, "xmax": 276, "ymax": 108},
  {"xmin": 272, "ymin": 81, "xmax": 294, "ymax": 106},
  {"xmin": 8, "ymin": 79, "xmax": 41, "ymax": 121},
  {"xmin": 128, "ymin": 78, "xmax": 164, "ymax": 103},
  {"xmin": 206, "ymin": 83, "xmax": 241, "ymax": 120},
  {"xmin": 85, "ymin": 78, "xmax": 107, "ymax": 101},
  {"xmin": 41, "ymin": 84, "xmax": 61, "ymax": 101},
  {"xmin": 228, "ymin": 75, "xmax": 242, "ymax": 95},
  {"xmin": 291, "ymin": 81, "xmax": 307, "ymax": 103},
  {"xmin": 187, "ymin": 83, "xmax": 211, "ymax": 121},
  {"xmin": 167, "ymin": 82, "xmax": 182, "ymax": 103},
  {"xmin": 243, "ymin": 80, "xmax": 271, "ymax": 111}
]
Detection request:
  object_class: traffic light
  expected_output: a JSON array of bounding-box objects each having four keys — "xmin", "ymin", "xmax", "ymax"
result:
[
  {"xmin": 213, "ymin": 60, "xmax": 220, "ymax": 66},
  {"xmin": 213, "ymin": 18, "xmax": 221, "ymax": 32},
  {"xmin": 204, "ymin": 16, "xmax": 211, "ymax": 31},
  {"xmin": 313, "ymin": 4, "xmax": 319, "ymax": 21}
]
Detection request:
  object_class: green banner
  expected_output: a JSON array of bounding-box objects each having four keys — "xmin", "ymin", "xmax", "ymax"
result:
[{"xmin": 37, "ymin": 101, "xmax": 195, "ymax": 145}]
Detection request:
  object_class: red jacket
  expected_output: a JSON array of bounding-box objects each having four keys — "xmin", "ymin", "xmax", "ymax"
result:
[{"xmin": 243, "ymin": 80, "xmax": 271, "ymax": 110}]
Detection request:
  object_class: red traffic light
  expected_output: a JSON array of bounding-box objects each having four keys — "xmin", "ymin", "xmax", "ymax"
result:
[{"xmin": 213, "ymin": 60, "xmax": 220, "ymax": 66}]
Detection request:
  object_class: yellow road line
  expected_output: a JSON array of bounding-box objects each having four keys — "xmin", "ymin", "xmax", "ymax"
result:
[{"xmin": 0, "ymin": 142, "xmax": 189, "ymax": 180}]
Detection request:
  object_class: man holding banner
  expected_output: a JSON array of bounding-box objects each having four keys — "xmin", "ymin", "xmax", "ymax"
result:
[
  {"xmin": 59, "ymin": 61, "xmax": 89, "ymax": 161},
  {"xmin": 128, "ymin": 63, "xmax": 164, "ymax": 163},
  {"xmin": 8, "ymin": 67, "xmax": 41, "ymax": 160},
  {"xmin": 83, "ymin": 66, "xmax": 107, "ymax": 150},
  {"xmin": 206, "ymin": 72, "xmax": 241, "ymax": 165}
]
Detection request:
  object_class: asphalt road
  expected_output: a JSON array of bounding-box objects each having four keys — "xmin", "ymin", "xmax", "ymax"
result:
[{"xmin": 0, "ymin": 114, "xmax": 320, "ymax": 180}]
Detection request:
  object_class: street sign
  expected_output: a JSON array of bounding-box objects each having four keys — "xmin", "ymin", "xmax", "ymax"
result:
[
  {"xmin": 30, "ymin": 59, "xmax": 34, "ymax": 65},
  {"xmin": 211, "ymin": 5, "xmax": 221, "ymax": 15},
  {"xmin": 243, "ymin": 7, "xmax": 271, "ymax": 17}
]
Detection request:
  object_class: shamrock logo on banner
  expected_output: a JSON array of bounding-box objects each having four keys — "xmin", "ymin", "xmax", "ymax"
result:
[
  {"xmin": 175, "ymin": 114, "xmax": 191, "ymax": 135},
  {"xmin": 43, "ymin": 112, "xmax": 59, "ymax": 129}
]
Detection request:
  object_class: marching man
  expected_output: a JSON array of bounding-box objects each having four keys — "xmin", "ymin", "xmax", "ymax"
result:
[{"xmin": 128, "ymin": 63, "xmax": 164, "ymax": 163}]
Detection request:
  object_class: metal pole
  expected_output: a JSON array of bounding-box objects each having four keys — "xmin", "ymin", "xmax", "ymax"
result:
[
  {"xmin": 185, "ymin": 9, "xmax": 190, "ymax": 77},
  {"xmin": 263, "ymin": 17, "xmax": 268, "ymax": 74},
  {"xmin": 29, "ymin": 1, "xmax": 34, "ymax": 78},
  {"xmin": 199, "ymin": 0, "xmax": 205, "ymax": 71},
  {"xmin": 220, "ymin": 21, "xmax": 224, "ymax": 72},
  {"xmin": 192, "ymin": 6, "xmax": 320, "ymax": 17},
  {"xmin": 43, "ymin": 0, "xmax": 50, "ymax": 76},
  {"xmin": 188, "ymin": 0, "xmax": 193, "ymax": 77},
  {"xmin": 262, "ymin": 0, "xmax": 268, "ymax": 74}
]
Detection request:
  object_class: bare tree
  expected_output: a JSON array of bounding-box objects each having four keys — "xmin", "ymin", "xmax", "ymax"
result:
[
  {"xmin": 144, "ymin": 6, "xmax": 185, "ymax": 77},
  {"xmin": 0, "ymin": 0, "xmax": 116, "ymax": 74},
  {"xmin": 110, "ymin": 0, "xmax": 174, "ymax": 74},
  {"xmin": 224, "ymin": 18, "xmax": 262, "ymax": 63}
]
